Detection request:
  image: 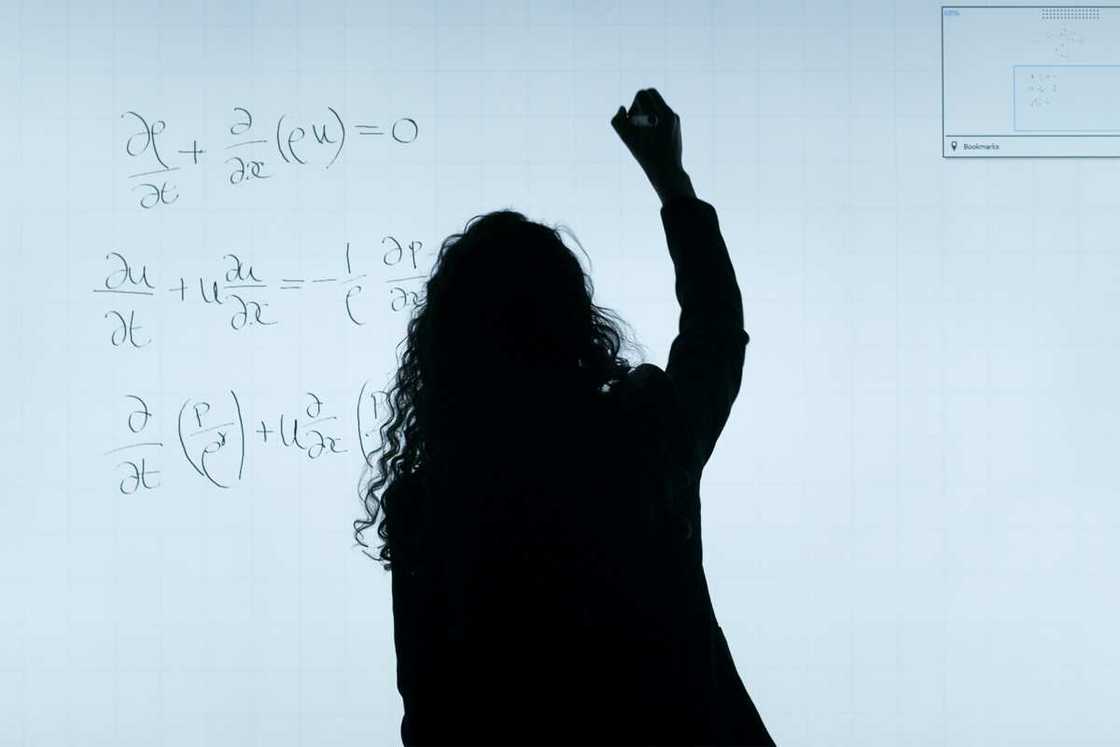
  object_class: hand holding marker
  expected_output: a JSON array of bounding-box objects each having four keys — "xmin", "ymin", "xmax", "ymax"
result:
[{"xmin": 611, "ymin": 88, "xmax": 695, "ymax": 205}]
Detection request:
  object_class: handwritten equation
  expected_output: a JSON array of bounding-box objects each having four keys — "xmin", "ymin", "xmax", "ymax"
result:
[
  {"xmin": 105, "ymin": 382, "xmax": 390, "ymax": 493},
  {"xmin": 93, "ymin": 235, "xmax": 430, "ymax": 347},
  {"xmin": 1023, "ymin": 70, "xmax": 1058, "ymax": 109},
  {"xmin": 123, "ymin": 105, "xmax": 420, "ymax": 209}
]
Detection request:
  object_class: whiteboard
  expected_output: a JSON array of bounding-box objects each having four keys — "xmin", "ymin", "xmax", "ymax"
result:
[{"xmin": 3, "ymin": 1, "xmax": 1119, "ymax": 745}]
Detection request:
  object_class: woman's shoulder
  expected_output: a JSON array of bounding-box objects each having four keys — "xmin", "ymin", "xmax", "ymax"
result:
[
  {"xmin": 609, "ymin": 363, "xmax": 685, "ymax": 445},
  {"xmin": 618, "ymin": 362, "xmax": 671, "ymax": 396}
]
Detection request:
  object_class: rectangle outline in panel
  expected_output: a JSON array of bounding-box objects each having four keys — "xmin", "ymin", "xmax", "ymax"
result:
[
  {"xmin": 941, "ymin": 5, "xmax": 1120, "ymax": 159},
  {"xmin": 1012, "ymin": 64, "xmax": 1120, "ymax": 132}
]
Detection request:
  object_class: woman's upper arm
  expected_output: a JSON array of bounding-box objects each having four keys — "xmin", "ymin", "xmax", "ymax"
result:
[
  {"xmin": 656, "ymin": 196, "xmax": 749, "ymax": 475},
  {"xmin": 664, "ymin": 327, "xmax": 749, "ymax": 474},
  {"xmin": 626, "ymin": 319, "xmax": 748, "ymax": 482}
]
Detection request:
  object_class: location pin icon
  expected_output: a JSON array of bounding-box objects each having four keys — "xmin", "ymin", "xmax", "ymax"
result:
[{"xmin": 951, "ymin": 140, "xmax": 958, "ymax": 151}]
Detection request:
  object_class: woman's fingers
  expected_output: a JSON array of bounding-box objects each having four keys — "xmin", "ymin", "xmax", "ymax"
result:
[
  {"xmin": 611, "ymin": 105, "xmax": 635, "ymax": 145},
  {"xmin": 645, "ymin": 88, "xmax": 672, "ymax": 118},
  {"xmin": 630, "ymin": 89, "xmax": 645, "ymax": 115}
]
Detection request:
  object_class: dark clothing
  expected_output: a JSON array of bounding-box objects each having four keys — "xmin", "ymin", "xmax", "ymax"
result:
[{"xmin": 390, "ymin": 197, "xmax": 774, "ymax": 746}]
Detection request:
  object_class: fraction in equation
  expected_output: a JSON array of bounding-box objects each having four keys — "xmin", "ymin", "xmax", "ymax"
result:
[
  {"xmin": 122, "ymin": 105, "xmax": 420, "ymax": 209},
  {"xmin": 93, "ymin": 237, "xmax": 432, "ymax": 347},
  {"xmin": 104, "ymin": 384, "xmax": 392, "ymax": 493}
]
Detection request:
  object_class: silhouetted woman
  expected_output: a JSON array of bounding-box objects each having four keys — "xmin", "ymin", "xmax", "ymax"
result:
[{"xmin": 354, "ymin": 88, "xmax": 775, "ymax": 746}]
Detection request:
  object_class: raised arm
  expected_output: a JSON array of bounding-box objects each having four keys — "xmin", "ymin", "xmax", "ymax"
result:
[
  {"xmin": 612, "ymin": 88, "xmax": 749, "ymax": 476},
  {"xmin": 659, "ymin": 194, "xmax": 748, "ymax": 473}
]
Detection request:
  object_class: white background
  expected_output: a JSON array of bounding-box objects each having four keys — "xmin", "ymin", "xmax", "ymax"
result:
[{"xmin": 2, "ymin": 1, "xmax": 1118, "ymax": 745}]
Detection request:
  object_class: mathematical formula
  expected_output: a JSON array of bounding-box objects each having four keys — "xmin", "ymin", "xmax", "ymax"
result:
[
  {"xmin": 103, "ymin": 102, "xmax": 430, "ymax": 491},
  {"xmin": 93, "ymin": 235, "xmax": 431, "ymax": 347},
  {"xmin": 105, "ymin": 382, "xmax": 391, "ymax": 494},
  {"xmin": 123, "ymin": 105, "xmax": 420, "ymax": 209}
]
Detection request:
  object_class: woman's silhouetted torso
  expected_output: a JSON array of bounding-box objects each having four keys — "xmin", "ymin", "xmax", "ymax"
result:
[{"xmin": 389, "ymin": 196, "xmax": 774, "ymax": 746}]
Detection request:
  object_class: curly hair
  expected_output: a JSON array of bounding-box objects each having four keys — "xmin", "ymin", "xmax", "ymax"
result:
[{"xmin": 352, "ymin": 208, "xmax": 659, "ymax": 572}]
